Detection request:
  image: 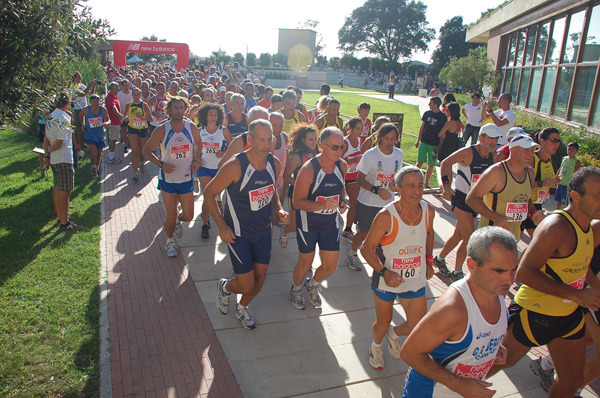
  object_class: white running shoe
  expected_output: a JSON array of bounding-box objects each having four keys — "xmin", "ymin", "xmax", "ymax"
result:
[
  {"xmin": 165, "ymin": 241, "xmax": 177, "ymax": 257},
  {"xmin": 369, "ymin": 344, "xmax": 385, "ymax": 369},
  {"xmin": 304, "ymin": 280, "xmax": 322, "ymax": 308},
  {"xmin": 347, "ymin": 252, "xmax": 362, "ymax": 271},
  {"xmin": 235, "ymin": 305, "xmax": 256, "ymax": 329},
  {"xmin": 289, "ymin": 286, "xmax": 306, "ymax": 310},
  {"xmin": 174, "ymin": 220, "xmax": 183, "ymax": 239},
  {"xmin": 216, "ymin": 278, "xmax": 231, "ymax": 315},
  {"xmin": 386, "ymin": 327, "xmax": 402, "ymax": 359}
]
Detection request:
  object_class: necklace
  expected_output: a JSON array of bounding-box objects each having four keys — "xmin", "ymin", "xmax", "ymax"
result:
[{"xmin": 397, "ymin": 204, "xmax": 422, "ymax": 226}]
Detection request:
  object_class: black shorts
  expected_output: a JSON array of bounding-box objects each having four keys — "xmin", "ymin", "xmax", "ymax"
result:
[
  {"xmin": 127, "ymin": 127, "xmax": 149, "ymax": 138},
  {"xmin": 521, "ymin": 203, "xmax": 542, "ymax": 230},
  {"xmin": 451, "ymin": 190, "xmax": 477, "ymax": 217},
  {"xmin": 508, "ymin": 301, "xmax": 586, "ymax": 347}
]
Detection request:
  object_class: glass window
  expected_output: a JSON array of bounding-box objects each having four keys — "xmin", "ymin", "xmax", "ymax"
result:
[
  {"xmin": 563, "ymin": 10, "xmax": 586, "ymax": 63},
  {"xmin": 540, "ymin": 67, "xmax": 557, "ymax": 113},
  {"xmin": 504, "ymin": 68, "xmax": 514, "ymax": 93},
  {"xmin": 519, "ymin": 68, "xmax": 531, "ymax": 105},
  {"xmin": 536, "ymin": 22, "xmax": 551, "ymax": 64},
  {"xmin": 570, "ymin": 66, "xmax": 596, "ymax": 124},
  {"xmin": 511, "ymin": 68, "xmax": 521, "ymax": 100},
  {"xmin": 508, "ymin": 33, "xmax": 516, "ymax": 66},
  {"xmin": 528, "ymin": 68, "xmax": 543, "ymax": 109},
  {"xmin": 525, "ymin": 25, "xmax": 537, "ymax": 65},
  {"xmin": 516, "ymin": 30, "xmax": 526, "ymax": 66},
  {"xmin": 548, "ymin": 17, "xmax": 566, "ymax": 64},
  {"xmin": 592, "ymin": 89, "xmax": 600, "ymax": 129},
  {"xmin": 582, "ymin": 4, "xmax": 600, "ymax": 62},
  {"xmin": 552, "ymin": 66, "xmax": 575, "ymax": 118}
]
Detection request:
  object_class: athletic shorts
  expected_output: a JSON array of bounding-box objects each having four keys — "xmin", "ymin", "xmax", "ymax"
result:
[
  {"xmin": 554, "ymin": 185, "xmax": 569, "ymax": 208},
  {"xmin": 589, "ymin": 307, "xmax": 600, "ymax": 326},
  {"xmin": 521, "ymin": 203, "xmax": 542, "ymax": 231},
  {"xmin": 417, "ymin": 142, "xmax": 437, "ymax": 167},
  {"xmin": 356, "ymin": 201, "xmax": 381, "ymax": 232},
  {"xmin": 157, "ymin": 179, "xmax": 193, "ymax": 195},
  {"xmin": 451, "ymin": 190, "xmax": 477, "ymax": 217},
  {"xmin": 508, "ymin": 301, "xmax": 585, "ymax": 347},
  {"xmin": 51, "ymin": 162, "xmax": 74, "ymax": 191},
  {"xmin": 197, "ymin": 167, "xmax": 218, "ymax": 178},
  {"xmin": 108, "ymin": 125, "xmax": 121, "ymax": 141},
  {"xmin": 345, "ymin": 179, "xmax": 357, "ymax": 186},
  {"xmin": 227, "ymin": 233, "xmax": 271, "ymax": 274},
  {"xmin": 372, "ymin": 285, "xmax": 425, "ymax": 301},
  {"xmin": 296, "ymin": 228, "xmax": 340, "ymax": 253},
  {"xmin": 85, "ymin": 138, "xmax": 107, "ymax": 149},
  {"xmin": 127, "ymin": 127, "xmax": 149, "ymax": 138}
]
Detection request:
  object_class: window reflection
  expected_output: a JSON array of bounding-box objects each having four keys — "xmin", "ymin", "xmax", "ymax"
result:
[
  {"xmin": 553, "ymin": 66, "xmax": 574, "ymax": 118},
  {"xmin": 540, "ymin": 67, "xmax": 557, "ymax": 114},
  {"xmin": 528, "ymin": 68, "xmax": 543, "ymax": 109},
  {"xmin": 562, "ymin": 10, "xmax": 585, "ymax": 63},
  {"xmin": 582, "ymin": 5, "xmax": 600, "ymax": 62},
  {"xmin": 548, "ymin": 17, "xmax": 566, "ymax": 64},
  {"xmin": 570, "ymin": 67, "xmax": 595, "ymax": 124},
  {"xmin": 519, "ymin": 68, "xmax": 531, "ymax": 105},
  {"xmin": 536, "ymin": 22, "xmax": 550, "ymax": 64},
  {"xmin": 525, "ymin": 26, "xmax": 537, "ymax": 65},
  {"xmin": 516, "ymin": 30, "xmax": 526, "ymax": 66}
]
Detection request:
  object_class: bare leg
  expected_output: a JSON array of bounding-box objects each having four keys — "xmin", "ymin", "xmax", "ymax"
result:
[
  {"xmin": 373, "ymin": 293, "xmax": 394, "ymax": 344},
  {"xmin": 293, "ymin": 251, "xmax": 316, "ymax": 286},
  {"xmin": 312, "ymin": 250, "xmax": 340, "ymax": 283},
  {"xmin": 129, "ymin": 133, "xmax": 140, "ymax": 172},
  {"xmin": 547, "ymin": 337, "xmax": 585, "ymax": 397},
  {"xmin": 161, "ymin": 191, "xmax": 179, "ymax": 239},
  {"xmin": 345, "ymin": 182, "xmax": 360, "ymax": 229},
  {"xmin": 488, "ymin": 323, "xmax": 531, "ymax": 377},
  {"xmin": 454, "ymin": 208, "xmax": 476, "ymax": 272},
  {"xmin": 393, "ymin": 295, "xmax": 427, "ymax": 337}
]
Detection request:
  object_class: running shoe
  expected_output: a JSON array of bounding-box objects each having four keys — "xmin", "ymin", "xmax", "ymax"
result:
[
  {"xmin": 529, "ymin": 357, "xmax": 555, "ymax": 392},
  {"xmin": 193, "ymin": 177, "xmax": 199, "ymax": 193},
  {"xmin": 123, "ymin": 146, "xmax": 129, "ymax": 154},
  {"xmin": 432, "ymin": 256, "xmax": 451, "ymax": 276},
  {"xmin": 91, "ymin": 168, "xmax": 98, "ymax": 179},
  {"xmin": 132, "ymin": 174, "xmax": 139, "ymax": 183},
  {"xmin": 175, "ymin": 221, "xmax": 183, "ymax": 239},
  {"xmin": 341, "ymin": 229, "xmax": 355, "ymax": 240},
  {"xmin": 347, "ymin": 252, "xmax": 363, "ymax": 271},
  {"xmin": 201, "ymin": 223, "xmax": 209, "ymax": 239},
  {"xmin": 369, "ymin": 344, "xmax": 385, "ymax": 369},
  {"xmin": 60, "ymin": 220, "xmax": 83, "ymax": 231},
  {"xmin": 304, "ymin": 280, "xmax": 322, "ymax": 308},
  {"xmin": 279, "ymin": 227, "xmax": 288, "ymax": 248},
  {"xmin": 139, "ymin": 162, "xmax": 145, "ymax": 173},
  {"xmin": 386, "ymin": 327, "xmax": 402, "ymax": 359},
  {"xmin": 290, "ymin": 286, "xmax": 306, "ymax": 310},
  {"xmin": 106, "ymin": 158, "xmax": 116, "ymax": 164},
  {"xmin": 235, "ymin": 305, "xmax": 257, "ymax": 329},
  {"xmin": 450, "ymin": 270, "xmax": 465, "ymax": 282},
  {"xmin": 216, "ymin": 278, "xmax": 231, "ymax": 315},
  {"xmin": 165, "ymin": 241, "xmax": 177, "ymax": 257}
]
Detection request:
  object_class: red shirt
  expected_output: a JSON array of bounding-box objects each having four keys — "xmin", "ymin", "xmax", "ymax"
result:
[
  {"xmin": 105, "ymin": 93, "xmax": 122, "ymax": 125},
  {"xmin": 258, "ymin": 98, "xmax": 270, "ymax": 109}
]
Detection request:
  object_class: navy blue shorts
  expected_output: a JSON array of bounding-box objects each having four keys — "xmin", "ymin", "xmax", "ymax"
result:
[
  {"xmin": 554, "ymin": 185, "xmax": 569, "ymax": 207},
  {"xmin": 158, "ymin": 179, "xmax": 193, "ymax": 195},
  {"xmin": 85, "ymin": 138, "xmax": 107, "ymax": 149},
  {"xmin": 296, "ymin": 228, "xmax": 340, "ymax": 253},
  {"xmin": 451, "ymin": 190, "xmax": 477, "ymax": 217},
  {"xmin": 197, "ymin": 167, "xmax": 218, "ymax": 178},
  {"xmin": 227, "ymin": 233, "xmax": 271, "ymax": 274},
  {"xmin": 372, "ymin": 285, "xmax": 426, "ymax": 301}
]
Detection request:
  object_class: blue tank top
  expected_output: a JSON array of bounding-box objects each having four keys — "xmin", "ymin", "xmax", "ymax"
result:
[
  {"xmin": 226, "ymin": 112, "xmax": 248, "ymax": 138},
  {"xmin": 84, "ymin": 105, "xmax": 105, "ymax": 140},
  {"xmin": 224, "ymin": 151, "xmax": 277, "ymax": 238},
  {"xmin": 297, "ymin": 157, "xmax": 345, "ymax": 233}
]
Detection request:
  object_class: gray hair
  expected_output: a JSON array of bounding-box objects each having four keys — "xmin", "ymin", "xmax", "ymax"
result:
[
  {"xmin": 248, "ymin": 106, "xmax": 269, "ymax": 121},
  {"xmin": 230, "ymin": 93, "xmax": 245, "ymax": 104},
  {"xmin": 394, "ymin": 166, "xmax": 422, "ymax": 187},
  {"xmin": 108, "ymin": 81, "xmax": 119, "ymax": 90},
  {"xmin": 467, "ymin": 226, "xmax": 517, "ymax": 266},
  {"xmin": 320, "ymin": 127, "xmax": 343, "ymax": 144},
  {"xmin": 269, "ymin": 112, "xmax": 284, "ymax": 122},
  {"xmin": 248, "ymin": 119, "xmax": 272, "ymax": 138}
]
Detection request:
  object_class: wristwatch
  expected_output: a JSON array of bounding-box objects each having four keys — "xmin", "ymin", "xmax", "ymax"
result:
[
  {"xmin": 378, "ymin": 268, "xmax": 387, "ymax": 277},
  {"xmin": 159, "ymin": 161, "xmax": 164, "ymax": 169},
  {"xmin": 371, "ymin": 185, "xmax": 379, "ymax": 195}
]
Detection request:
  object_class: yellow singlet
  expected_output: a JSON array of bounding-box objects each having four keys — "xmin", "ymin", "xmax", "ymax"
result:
[
  {"xmin": 282, "ymin": 110, "xmax": 300, "ymax": 134},
  {"xmin": 532, "ymin": 153, "xmax": 556, "ymax": 204},
  {"xmin": 128, "ymin": 102, "xmax": 147, "ymax": 130}
]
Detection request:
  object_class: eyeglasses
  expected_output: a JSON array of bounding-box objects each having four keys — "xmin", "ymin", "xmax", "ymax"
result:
[
  {"xmin": 548, "ymin": 138, "xmax": 562, "ymax": 144},
  {"xmin": 322, "ymin": 142, "xmax": 346, "ymax": 151}
]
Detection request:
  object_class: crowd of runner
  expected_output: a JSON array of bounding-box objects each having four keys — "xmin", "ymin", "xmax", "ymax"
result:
[{"xmin": 40, "ymin": 62, "xmax": 600, "ymax": 397}]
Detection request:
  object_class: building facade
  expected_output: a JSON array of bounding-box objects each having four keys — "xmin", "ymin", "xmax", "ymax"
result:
[{"xmin": 467, "ymin": 0, "xmax": 600, "ymax": 128}]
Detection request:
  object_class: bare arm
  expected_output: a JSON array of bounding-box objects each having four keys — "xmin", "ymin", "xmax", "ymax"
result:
[
  {"xmin": 465, "ymin": 164, "xmax": 510, "ymax": 230},
  {"xmin": 415, "ymin": 121, "xmax": 425, "ymax": 148},
  {"xmin": 218, "ymin": 135, "xmax": 245, "ymax": 167},
  {"xmin": 425, "ymin": 203, "xmax": 435, "ymax": 280},
  {"xmin": 293, "ymin": 161, "xmax": 337, "ymax": 213},
  {"xmin": 142, "ymin": 125, "xmax": 166, "ymax": 167},
  {"xmin": 203, "ymin": 160, "xmax": 241, "ymax": 243},
  {"xmin": 143, "ymin": 103, "xmax": 153, "ymax": 122},
  {"xmin": 440, "ymin": 146, "xmax": 472, "ymax": 201}
]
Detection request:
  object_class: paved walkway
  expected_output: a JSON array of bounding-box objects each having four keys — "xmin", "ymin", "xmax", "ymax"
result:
[{"xmin": 101, "ymin": 153, "xmax": 600, "ymax": 397}]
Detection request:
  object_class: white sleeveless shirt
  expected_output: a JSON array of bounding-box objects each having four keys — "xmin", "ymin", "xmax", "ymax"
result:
[
  {"xmin": 159, "ymin": 119, "xmax": 195, "ymax": 184},
  {"xmin": 200, "ymin": 125, "xmax": 226, "ymax": 170}
]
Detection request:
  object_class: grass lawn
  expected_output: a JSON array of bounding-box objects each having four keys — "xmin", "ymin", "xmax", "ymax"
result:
[{"xmin": 0, "ymin": 127, "xmax": 101, "ymax": 397}]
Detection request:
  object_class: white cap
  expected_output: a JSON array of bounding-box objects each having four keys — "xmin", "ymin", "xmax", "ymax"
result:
[
  {"xmin": 509, "ymin": 134, "xmax": 540, "ymax": 151},
  {"xmin": 479, "ymin": 123, "xmax": 502, "ymax": 138},
  {"xmin": 507, "ymin": 127, "xmax": 526, "ymax": 141}
]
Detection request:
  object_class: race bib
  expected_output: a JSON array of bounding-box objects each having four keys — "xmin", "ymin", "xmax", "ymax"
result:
[
  {"xmin": 375, "ymin": 173, "xmax": 394, "ymax": 189},
  {"xmin": 249, "ymin": 184, "xmax": 275, "ymax": 211},
  {"xmin": 315, "ymin": 195, "xmax": 339, "ymax": 214},
  {"xmin": 203, "ymin": 141, "xmax": 220, "ymax": 154},
  {"xmin": 471, "ymin": 174, "xmax": 481, "ymax": 185},
  {"xmin": 132, "ymin": 117, "xmax": 145, "ymax": 128},
  {"xmin": 88, "ymin": 117, "xmax": 102, "ymax": 128},
  {"xmin": 391, "ymin": 256, "xmax": 422, "ymax": 280},
  {"xmin": 568, "ymin": 274, "xmax": 587, "ymax": 290},
  {"xmin": 348, "ymin": 163, "xmax": 358, "ymax": 174},
  {"xmin": 454, "ymin": 359, "xmax": 495, "ymax": 380},
  {"xmin": 535, "ymin": 188, "xmax": 550, "ymax": 204},
  {"xmin": 505, "ymin": 202, "xmax": 528, "ymax": 222},
  {"xmin": 171, "ymin": 144, "xmax": 190, "ymax": 160}
]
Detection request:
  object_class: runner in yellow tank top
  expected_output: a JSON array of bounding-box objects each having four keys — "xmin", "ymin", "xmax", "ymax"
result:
[
  {"xmin": 466, "ymin": 134, "xmax": 543, "ymax": 242},
  {"xmin": 315, "ymin": 98, "xmax": 344, "ymax": 133},
  {"xmin": 281, "ymin": 90, "xmax": 306, "ymax": 134}
]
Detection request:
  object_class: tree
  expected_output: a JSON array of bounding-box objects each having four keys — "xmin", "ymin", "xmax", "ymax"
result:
[
  {"xmin": 439, "ymin": 47, "xmax": 500, "ymax": 92},
  {"xmin": 272, "ymin": 53, "xmax": 286, "ymax": 66},
  {"xmin": 233, "ymin": 53, "xmax": 245, "ymax": 66},
  {"xmin": 338, "ymin": 0, "xmax": 434, "ymax": 64},
  {"xmin": 246, "ymin": 53, "xmax": 257, "ymax": 67},
  {"xmin": 1, "ymin": 0, "xmax": 112, "ymax": 123},
  {"xmin": 429, "ymin": 16, "xmax": 481, "ymax": 75},
  {"xmin": 259, "ymin": 53, "xmax": 272, "ymax": 67},
  {"xmin": 298, "ymin": 19, "xmax": 325, "ymax": 65}
]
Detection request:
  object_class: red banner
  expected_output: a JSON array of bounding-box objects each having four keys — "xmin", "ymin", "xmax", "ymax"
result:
[{"xmin": 112, "ymin": 40, "xmax": 189, "ymax": 71}]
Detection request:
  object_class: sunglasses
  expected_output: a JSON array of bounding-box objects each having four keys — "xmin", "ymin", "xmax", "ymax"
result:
[
  {"xmin": 322, "ymin": 142, "xmax": 347, "ymax": 151},
  {"xmin": 548, "ymin": 138, "xmax": 562, "ymax": 144}
]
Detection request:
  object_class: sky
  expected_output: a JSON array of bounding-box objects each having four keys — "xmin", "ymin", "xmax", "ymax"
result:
[{"xmin": 86, "ymin": 0, "xmax": 502, "ymax": 64}]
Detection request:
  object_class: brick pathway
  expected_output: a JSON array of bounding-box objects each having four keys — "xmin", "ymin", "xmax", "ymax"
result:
[{"xmin": 102, "ymin": 160, "xmax": 242, "ymax": 398}]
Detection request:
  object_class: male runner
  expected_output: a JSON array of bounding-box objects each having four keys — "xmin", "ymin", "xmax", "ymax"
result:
[
  {"xmin": 281, "ymin": 90, "xmax": 306, "ymax": 134},
  {"xmin": 401, "ymin": 226, "xmax": 517, "ymax": 397},
  {"xmin": 290, "ymin": 127, "xmax": 348, "ymax": 309},
  {"xmin": 79, "ymin": 94, "xmax": 110, "ymax": 178},
  {"xmin": 415, "ymin": 97, "xmax": 446, "ymax": 188},
  {"xmin": 142, "ymin": 96, "xmax": 202, "ymax": 257},
  {"xmin": 105, "ymin": 82, "xmax": 124, "ymax": 164},
  {"xmin": 361, "ymin": 166, "xmax": 435, "ymax": 369},
  {"xmin": 206, "ymin": 119, "xmax": 288, "ymax": 329}
]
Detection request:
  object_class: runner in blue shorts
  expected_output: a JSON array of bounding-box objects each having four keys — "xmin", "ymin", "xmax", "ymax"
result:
[
  {"xmin": 142, "ymin": 96, "xmax": 202, "ymax": 258},
  {"xmin": 79, "ymin": 94, "xmax": 110, "ymax": 179},
  {"xmin": 204, "ymin": 119, "xmax": 288, "ymax": 330},
  {"xmin": 289, "ymin": 127, "xmax": 348, "ymax": 310}
]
